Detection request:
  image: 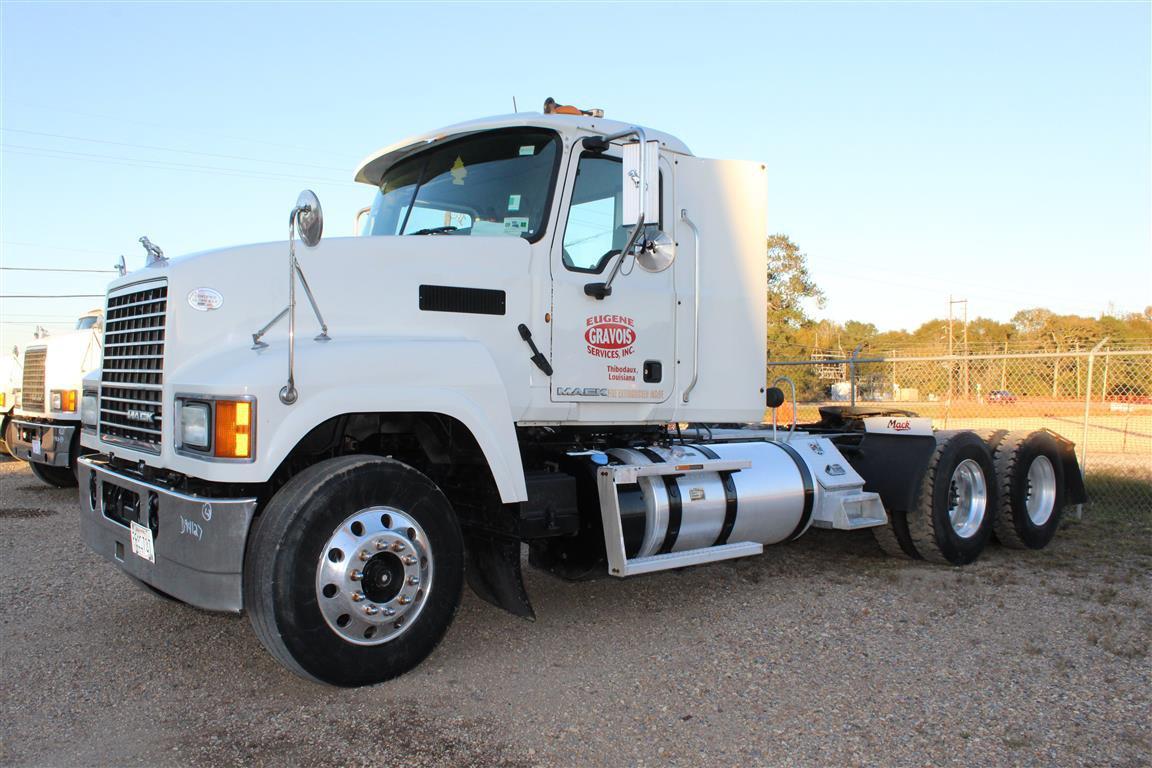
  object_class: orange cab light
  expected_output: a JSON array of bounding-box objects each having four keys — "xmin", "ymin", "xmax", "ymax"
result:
[
  {"xmin": 214, "ymin": 400, "xmax": 252, "ymax": 458},
  {"xmin": 63, "ymin": 390, "xmax": 77, "ymax": 412}
]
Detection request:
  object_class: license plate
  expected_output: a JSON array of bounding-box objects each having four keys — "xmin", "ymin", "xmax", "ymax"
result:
[
  {"xmin": 31, "ymin": 437, "xmax": 41, "ymax": 455},
  {"xmin": 130, "ymin": 521, "xmax": 155, "ymax": 563}
]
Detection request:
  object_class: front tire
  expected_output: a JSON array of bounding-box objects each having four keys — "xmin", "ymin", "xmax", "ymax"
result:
[
  {"xmin": 29, "ymin": 460, "xmax": 77, "ymax": 488},
  {"xmin": 907, "ymin": 431, "xmax": 998, "ymax": 565},
  {"xmin": 244, "ymin": 455, "xmax": 464, "ymax": 687}
]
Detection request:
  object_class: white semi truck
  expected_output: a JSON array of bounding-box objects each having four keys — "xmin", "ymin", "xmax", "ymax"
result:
[
  {"xmin": 76, "ymin": 107, "xmax": 1086, "ymax": 686},
  {"xmin": 7, "ymin": 310, "xmax": 103, "ymax": 486},
  {"xmin": 0, "ymin": 345, "xmax": 22, "ymax": 456}
]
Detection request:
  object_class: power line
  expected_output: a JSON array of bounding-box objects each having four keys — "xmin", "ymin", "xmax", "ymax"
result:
[
  {"xmin": 7, "ymin": 100, "xmax": 355, "ymax": 159},
  {"xmin": 1, "ymin": 240, "xmax": 118, "ymax": 255},
  {"xmin": 1, "ymin": 294, "xmax": 104, "ymax": 299},
  {"xmin": 1, "ymin": 266, "xmax": 117, "ymax": 273},
  {"xmin": 2, "ymin": 144, "xmax": 357, "ymax": 186},
  {"xmin": 1, "ymin": 128, "xmax": 350, "ymax": 173}
]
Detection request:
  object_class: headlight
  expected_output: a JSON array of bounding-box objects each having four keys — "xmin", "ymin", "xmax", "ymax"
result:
[
  {"xmin": 179, "ymin": 402, "xmax": 211, "ymax": 450},
  {"xmin": 80, "ymin": 391, "xmax": 99, "ymax": 428},
  {"xmin": 51, "ymin": 389, "xmax": 78, "ymax": 412},
  {"xmin": 176, "ymin": 397, "xmax": 254, "ymax": 459}
]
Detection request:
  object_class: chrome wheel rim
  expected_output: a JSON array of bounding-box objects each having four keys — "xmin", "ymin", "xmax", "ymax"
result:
[
  {"xmin": 315, "ymin": 507, "xmax": 433, "ymax": 646},
  {"xmin": 948, "ymin": 459, "xmax": 987, "ymax": 539},
  {"xmin": 1024, "ymin": 455, "xmax": 1057, "ymax": 526}
]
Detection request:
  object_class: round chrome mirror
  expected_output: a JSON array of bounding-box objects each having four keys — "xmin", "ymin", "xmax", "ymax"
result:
[
  {"xmin": 295, "ymin": 190, "xmax": 324, "ymax": 247},
  {"xmin": 636, "ymin": 230, "xmax": 675, "ymax": 272}
]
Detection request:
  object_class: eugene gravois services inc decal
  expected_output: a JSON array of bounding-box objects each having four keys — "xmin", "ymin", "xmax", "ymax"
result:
[{"xmin": 585, "ymin": 315, "xmax": 636, "ymax": 359}]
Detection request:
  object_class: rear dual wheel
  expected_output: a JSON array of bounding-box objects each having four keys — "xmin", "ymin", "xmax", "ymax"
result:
[
  {"xmin": 991, "ymin": 430, "xmax": 1066, "ymax": 550},
  {"xmin": 874, "ymin": 430, "xmax": 998, "ymax": 565},
  {"xmin": 875, "ymin": 429, "xmax": 1069, "ymax": 565},
  {"xmin": 244, "ymin": 455, "xmax": 464, "ymax": 687}
]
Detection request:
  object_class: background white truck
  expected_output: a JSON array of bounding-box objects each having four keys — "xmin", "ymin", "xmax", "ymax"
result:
[
  {"xmin": 76, "ymin": 107, "xmax": 1086, "ymax": 686},
  {"xmin": 7, "ymin": 310, "xmax": 103, "ymax": 486},
  {"xmin": 0, "ymin": 345, "xmax": 22, "ymax": 457}
]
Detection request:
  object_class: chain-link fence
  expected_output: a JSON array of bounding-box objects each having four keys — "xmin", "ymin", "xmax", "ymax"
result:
[{"xmin": 767, "ymin": 348, "xmax": 1152, "ymax": 514}]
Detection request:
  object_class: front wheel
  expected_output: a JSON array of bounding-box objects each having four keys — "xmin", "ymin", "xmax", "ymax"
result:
[
  {"xmin": 244, "ymin": 455, "xmax": 464, "ymax": 687},
  {"xmin": 29, "ymin": 459, "xmax": 77, "ymax": 488}
]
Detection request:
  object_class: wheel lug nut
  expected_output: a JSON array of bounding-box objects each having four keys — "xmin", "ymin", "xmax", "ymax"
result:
[
  {"xmin": 359, "ymin": 550, "xmax": 371, "ymax": 561},
  {"xmin": 403, "ymin": 555, "xmax": 417, "ymax": 566},
  {"xmin": 374, "ymin": 538, "xmax": 388, "ymax": 550},
  {"xmin": 364, "ymin": 604, "xmax": 380, "ymax": 615},
  {"xmin": 351, "ymin": 591, "xmax": 366, "ymax": 602},
  {"xmin": 382, "ymin": 607, "xmax": 396, "ymax": 617},
  {"xmin": 407, "ymin": 576, "xmax": 420, "ymax": 586},
  {"xmin": 351, "ymin": 570, "xmax": 364, "ymax": 581},
  {"xmin": 391, "ymin": 541, "xmax": 405, "ymax": 552},
  {"xmin": 398, "ymin": 595, "xmax": 412, "ymax": 605}
]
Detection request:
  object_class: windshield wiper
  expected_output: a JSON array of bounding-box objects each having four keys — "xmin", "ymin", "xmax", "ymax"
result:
[{"xmin": 407, "ymin": 226, "xmax": 459, "ymax": 236}]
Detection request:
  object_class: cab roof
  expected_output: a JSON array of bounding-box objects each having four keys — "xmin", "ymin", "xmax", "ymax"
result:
[{"xmin": 353, "ymin": 112, "xmax": 693, "ymax": 186}]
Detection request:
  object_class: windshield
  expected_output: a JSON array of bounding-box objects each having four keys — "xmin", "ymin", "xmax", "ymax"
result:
[
  {"xmin": 363, "ymin": 128, "xmax": 560, "ymax": 242},
  {"xmin": 76, "ymin": 315, "xmax": 100, "ymax": 330}
]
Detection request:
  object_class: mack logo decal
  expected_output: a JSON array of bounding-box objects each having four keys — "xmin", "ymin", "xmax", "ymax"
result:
[
  {"xmin": 585, "ymin": 315, "xmax": 636, "ymax": 359},
  {"xmin": 887, "ymin": 418, "xmax": 912, "ymax": 432},
  {"xmin": 126, "ymin": 409, "xmax": 156, "ymax": 424},
  {"xmin": 556, "ymin": 387, "xmax": 609, "ymax": 397}
]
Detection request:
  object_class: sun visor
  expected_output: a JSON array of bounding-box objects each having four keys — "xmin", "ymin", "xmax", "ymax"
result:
[{"xmin": 354, "ymin": 131, "xmax": 486, "ymax": 185}]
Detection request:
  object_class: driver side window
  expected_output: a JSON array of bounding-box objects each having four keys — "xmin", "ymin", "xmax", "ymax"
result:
[
  {"xmin": 562, "ymin": 154, "xmax": 663, "ymax": 273},
  {"xmin": 562, "ymin": 155, "xmax": 625, "ymax": 273}
]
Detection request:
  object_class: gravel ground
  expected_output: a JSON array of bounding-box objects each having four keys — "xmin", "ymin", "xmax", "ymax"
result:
[{"xmin": 1, "ymin": 455, "xmax": 1149, "ymax": 767}]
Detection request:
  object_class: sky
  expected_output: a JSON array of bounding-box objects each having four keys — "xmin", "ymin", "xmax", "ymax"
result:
[{"xmin": 1, "ymin": 1, "xmax": 1149, "ymax": 355}]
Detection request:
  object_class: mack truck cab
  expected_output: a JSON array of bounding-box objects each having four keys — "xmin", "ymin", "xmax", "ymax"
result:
[
  {"xmin": 76, "ymin": 107, "xmax": 1086, "ymax": 686},
  {"xmin": 7, "ymin": 310, "xmax": 103, "ymax": 486}
]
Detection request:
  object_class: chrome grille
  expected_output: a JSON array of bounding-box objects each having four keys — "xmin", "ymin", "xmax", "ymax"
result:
[
  {"xmin": 21, "ymin": 347, "xmax": 47, "ymax": 412},
  {"xmin": 99, "ymin": 281, "xmax": 167, "ymax": 452}
]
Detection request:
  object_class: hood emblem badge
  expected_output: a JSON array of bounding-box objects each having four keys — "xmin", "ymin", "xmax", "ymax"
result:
[{"xmin": 188, "ymin": 287, "xmax": 224, "ymax": 311}]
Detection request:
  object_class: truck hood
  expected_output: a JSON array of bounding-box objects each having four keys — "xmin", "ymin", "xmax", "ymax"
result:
[{"xmin": 104, "ymin": 235, "xmax": 534, "ymax": 392}]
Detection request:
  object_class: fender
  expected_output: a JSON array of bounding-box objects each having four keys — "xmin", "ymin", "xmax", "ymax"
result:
[{"xmin": 163, "ymin": 337, "xmax": 529, "ymax": 503}]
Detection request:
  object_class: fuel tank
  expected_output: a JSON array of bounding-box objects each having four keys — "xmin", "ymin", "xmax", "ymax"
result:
[{"xmin": 609, "ymin": 441, "xmax": 814, "ymax": 557}]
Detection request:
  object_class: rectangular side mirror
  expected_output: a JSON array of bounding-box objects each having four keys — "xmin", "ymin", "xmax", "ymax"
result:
[{"xmin": 621, "ymin": 140, "xmax": 659, "ymax": 226}]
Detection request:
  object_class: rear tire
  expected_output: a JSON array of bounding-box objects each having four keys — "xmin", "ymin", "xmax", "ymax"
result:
[
  {"xmin": 992, "ymin": 430, "xmax": 1067, "ymax": 550},
  {"xmin": 872, "ymin": 508, "xmax": 920, "ymax": 559},
  {"xmin": 244, "ymin": 455, "xmax": 464, "ymax": 687},
  {"xmin": 907, "ymin": 431, "xmax": 997, "ymax": 565}
]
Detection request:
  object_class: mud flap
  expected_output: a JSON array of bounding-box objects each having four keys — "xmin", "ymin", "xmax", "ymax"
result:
[
  {"xmin": 1052, "ymin": 430, "xmax": 1089, "ymax": 505},
  {"xmin": 463, "ymin": 531, "xmax": 535, "ymax": 620}
]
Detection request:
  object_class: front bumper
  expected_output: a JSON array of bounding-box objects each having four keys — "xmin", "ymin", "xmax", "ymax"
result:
[
  {"xmin": 6, "ymin": 418, "xmax": 76, "ymax": 467},
  {"xmin": 78, "ymin": 455, "xmax": 258, "ymax": 612}
]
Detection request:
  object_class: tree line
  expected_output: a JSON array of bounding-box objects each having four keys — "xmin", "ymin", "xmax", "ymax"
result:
[{"xmin": 765, "ymin": 235, "xmax": 1152, "ymax": 400}]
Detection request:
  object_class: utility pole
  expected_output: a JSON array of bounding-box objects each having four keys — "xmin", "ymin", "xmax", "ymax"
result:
[{"xmin": 948, "ymin": 297, "xmax": 968, "ymax": 398}]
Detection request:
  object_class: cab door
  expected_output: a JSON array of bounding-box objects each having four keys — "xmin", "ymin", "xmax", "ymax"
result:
[{"xmin": 549, "ymin": 146, "xmax": 676, "ymax": 405}]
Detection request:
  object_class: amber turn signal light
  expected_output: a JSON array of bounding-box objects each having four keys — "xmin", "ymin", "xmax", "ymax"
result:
[{"xmin": 214, "ymin": 400, "xmax": 252, "ymax": 459}]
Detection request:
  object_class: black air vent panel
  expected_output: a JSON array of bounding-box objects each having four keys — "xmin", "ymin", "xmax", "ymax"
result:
[{"xmin": 419, "ymin": 285, "xmax": 506, "ymax": 316}]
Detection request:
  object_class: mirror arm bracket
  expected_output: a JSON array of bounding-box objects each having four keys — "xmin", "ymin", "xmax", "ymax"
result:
[{"xmin": 579, "ymin": 126, "xmax": 649, "ymax": 301}]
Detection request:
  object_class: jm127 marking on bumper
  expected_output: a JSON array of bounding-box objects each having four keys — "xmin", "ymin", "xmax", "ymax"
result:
[{"xmin": 78, "ymin": 456, "xmax": 258, "ymax": 613}]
